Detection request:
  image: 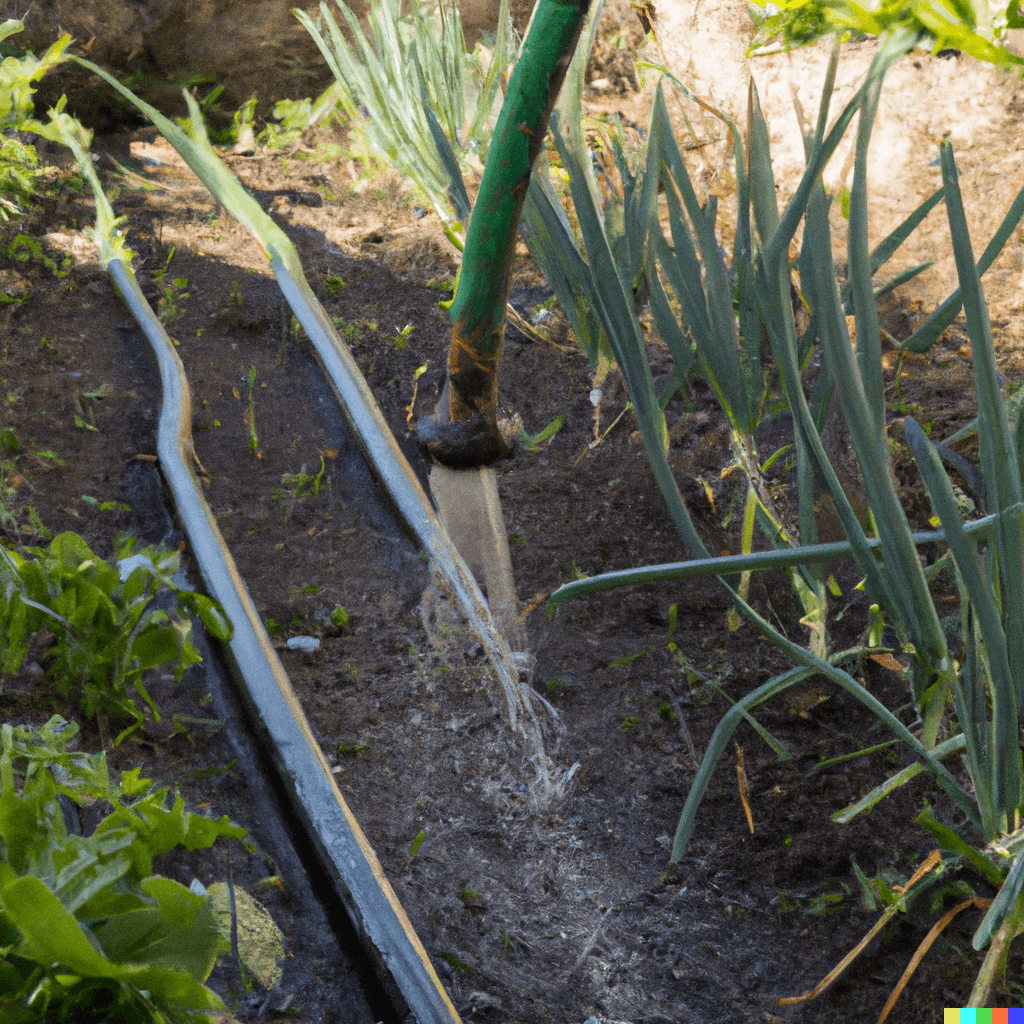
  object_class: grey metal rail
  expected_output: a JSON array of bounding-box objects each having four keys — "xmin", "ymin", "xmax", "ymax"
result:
[{"xmin": 107, "ymin": 257, "xmax": 462, "ymax": 1024}]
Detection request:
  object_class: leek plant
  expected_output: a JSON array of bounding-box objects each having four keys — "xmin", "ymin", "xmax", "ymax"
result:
[
  {"xmin": 539, "ymin": 34, "xmax": 950, "ymax": 662},
  {"xmin": 533, "ymin": 39, "xmax": 945, "ymax": 659},
  {"xmin": 541, "ymin": 17, "xmax": 1024, "ymax": 999},
  {"xmin": 295, "ymin": 0, "xmax": 515, "ymax": 248}
]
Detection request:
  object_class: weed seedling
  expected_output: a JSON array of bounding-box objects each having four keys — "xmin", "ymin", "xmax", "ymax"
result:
[
  {"xmin": 405, "ymin": 829, "xmax": 425, "ymax": 870},
  {"xmin": 81, "ymin": 496, "xmax": 131, "ymax": 512},
  {"xmin": 275, "ymin": 455, "xmax": 328, "ymax": 498},
  {"xmin": 437, "ymin": 951, "xmax": 474, "ymax": 975},
  {"xmin": 393, "ymin": 323, "xmax": 413, "ymax": 349},
  {"xmin": 331, "ymin": 316, "xmax": 362, "ymax": 344},
  {"xmin": 7, "ymin": 234, "xmax": 72, "ymax": 278},
  {"xmin": 405, "ymin": 362, "xmax": 429, "ymax": 424},
  {"xmin": 229, "ymin": 280, "xmax": 243, "ymax": 307},
  {"xmin": 330, "ymin": 605, "xmax": 349, "ymax": 629},
  {"xmin": 609, "ymin": 650, "xmax": 650, "ymax": 668},
  {"xmin": 337, "ymin": 742, "xmax": 367, "ymax": 758},
  {"xmin": 519, "ymin": 415, "xmax": 565, "ymax": 453},
  {"xmin": 324, "ymin": 274, "xmax": 346, "ymax": 295},
  {"xmin": 154, "ymin": 246, "xmax": 189, "ymax": 324},
  {"xmin": 245, "ymin": 365, "xmax": 259, "ymax": 455}
]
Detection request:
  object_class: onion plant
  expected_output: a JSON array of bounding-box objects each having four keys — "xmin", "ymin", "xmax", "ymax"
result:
[
  {"xmin": 295, "ymin": 0, "xmax": 515, "ymax": 247},
  {"xmin": 541, "ymin": 18, "xmax": 1024, "ymax": 998},
  {"xmin": 542, "ymin": 39, "xmax": 968, "ymax": 807},
  {"xmin": 525, "ymin": 10, "xmax": 951, "ymax": 664}
]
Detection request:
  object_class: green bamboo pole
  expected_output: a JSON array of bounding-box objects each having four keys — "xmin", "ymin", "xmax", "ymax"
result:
[{"xmin": 417, "ymin": 0, "xmax": 592, "ymax": 468}]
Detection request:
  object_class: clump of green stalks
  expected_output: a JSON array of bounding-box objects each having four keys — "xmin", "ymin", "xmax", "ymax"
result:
[
  {"xmin": 541, "ymin": 19, "xmax": 1024, "ymax": 1005},
  {"xmin": 295, "ymin": 0, "xmax": 515, "ymax": 248}
]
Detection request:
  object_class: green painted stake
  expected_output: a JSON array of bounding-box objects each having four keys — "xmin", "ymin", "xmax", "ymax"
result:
[{"xmin": 417, "ymin": 0, "xmax": 592, "ymax": 468}]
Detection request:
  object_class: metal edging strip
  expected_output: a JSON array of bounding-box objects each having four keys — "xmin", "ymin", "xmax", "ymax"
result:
[{"xmin": 107, "ymin": 258, "xmax": 462, "ymax": 1024}]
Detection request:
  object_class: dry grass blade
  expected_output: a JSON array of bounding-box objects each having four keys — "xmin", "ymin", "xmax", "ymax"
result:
[
  {"xmin": 875, "ymin": 897, "xmax": 991, "ymax": 1024},
  {"xmin": 736, "ymin": 743, "xmax": 754, "ymax": 834},
  {"xmin": 893, "ymin": 848, "xmax": 943, "ymax": 893},
  {"xmin": 778, "ymin": 850, "xmax": 944, "ymax": 1007},
  {"xmin": 779, "ymin": 904, "xmax": 899, "ymax": 1006}
]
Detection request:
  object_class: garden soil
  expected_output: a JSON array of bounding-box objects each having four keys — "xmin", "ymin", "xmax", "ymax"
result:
[{"xmin": 3, "ymin": 5, "xmax": 1024, "ymax": 1022}]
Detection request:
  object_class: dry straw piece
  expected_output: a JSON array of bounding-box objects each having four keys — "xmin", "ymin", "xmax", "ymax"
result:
[{"xmin": 778, "ymin": 851, "xmax": 992, "ymax": 1023}]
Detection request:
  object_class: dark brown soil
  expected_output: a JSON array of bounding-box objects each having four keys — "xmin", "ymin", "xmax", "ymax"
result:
[{"xmin": 4, "ymin": 35, "xmax": 1024, "ymax": 1024}]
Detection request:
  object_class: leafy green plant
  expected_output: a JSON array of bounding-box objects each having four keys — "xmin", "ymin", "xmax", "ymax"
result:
[
  {"xmin": 0, "ymin": 20, "xmax": 71, "ymax": 218},
  {"xmin": 0, "ymin": 532, "xmax": 232, "ymax": 744},
  {"xmin": 0, "ymin": 716, "xmax": 248, "ymax": 1023},
  {"xmin": 0, "ymin": 137, "xmax": 41, "ymax": 222},
  {"xmin": 747, "ymin": 0, "xmax": 1024, "ymax": 64},
  {"xmin": 254, "ymin": 84, "xmax": 342, "ymax": 151},
  {"xmin": 7, "ymin": 234, "xmax": 72, "ymax": 278}
]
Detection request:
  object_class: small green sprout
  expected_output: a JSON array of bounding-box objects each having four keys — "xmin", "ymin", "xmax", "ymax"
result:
[
  {"xmin": 153, "ymin": 248, "xmax": 190, "ymax": 325},
  {"xmin": 518, "ymin": 415, "xmax": 565, "ymax": 452},
  {"xmin": 337, "ymin": 742, "xmax": 367, "ymax": 758},
  {"xmin": 7, "ymin": 234, "xmax": 72, "ymax": 278},
  {"xmin": 406, "ymin": 829, "xmax": 425, "ymax": 870},
  {"xmin": 276, "ymin": 456, "xmax": 328, "ymax": 498},
  {"xmin": 246, "ymin": 365, "xmax": 259, "ymax": 455}
]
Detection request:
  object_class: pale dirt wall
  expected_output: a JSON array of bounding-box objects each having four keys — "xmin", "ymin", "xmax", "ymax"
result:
[{"xmin": 653, "ymin": 0, "xmax": 1024, "ymax": 330}]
